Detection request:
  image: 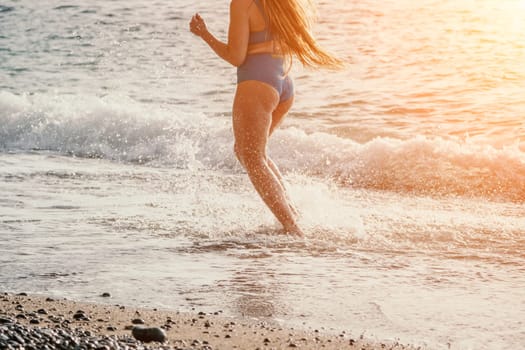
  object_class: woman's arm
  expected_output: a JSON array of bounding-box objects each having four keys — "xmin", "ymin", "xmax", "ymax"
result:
[{"xmin": 190, "ymin": 0, "xmax": 250, "ymax": 67}]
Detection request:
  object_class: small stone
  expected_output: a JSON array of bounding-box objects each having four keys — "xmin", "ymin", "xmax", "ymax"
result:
[
  {"xmin": 45, "ymin": 297, "xmax": 55, "ymax": 302},
  {"xmin": 73, "ymin": 311, "xmax": 89, "ymax": 321},
  {"xmin": 101, "ymin": 292, "xmax": 111, "ymax": 298},
  {"xmin": 0, "ymin": 317, "xmax": 14, "ymax": 324},
  {"xmin": 49, "ymin": 316, "xmax": 61, "ymax": 324},
  {"xmin": 131, "ymin": 326, "xmax": 167, "ymax": 343},
  {"xmin": 15, "ymin": 314, "xmax": 27, "ymax": 319},
  {"xmin": 13, "ymin": 334, "xmax": 25, "ymax": 344},
  {"xmin": 29, "ymin": 319, "xmax": 40, "ymax": 324},
  {"xmin": 17, "ymin": 292, "xmax": 28, "ymax": 296},
  {"xmin": 106, "ymin": 326, "xmax": 117, "ymax": 331},
  {"xmin": 37, "ymin": 308, "xmax": 47, "ymax": 314},
  {"xmin": 131, "ymin": 318, "xmax": 145, "ymax": 325}
]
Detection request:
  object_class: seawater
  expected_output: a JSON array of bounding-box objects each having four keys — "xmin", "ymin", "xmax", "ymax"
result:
[{"xmin": 1, "ymin": 1, "xmax": 524, "ymax": 349}]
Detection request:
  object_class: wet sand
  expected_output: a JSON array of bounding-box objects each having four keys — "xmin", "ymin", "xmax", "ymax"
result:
[{"xmin": 0, "ymin": 292, "xmax": 419, "ymax": 349}]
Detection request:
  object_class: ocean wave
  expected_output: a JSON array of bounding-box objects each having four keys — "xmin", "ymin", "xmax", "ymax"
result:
[
  {"xmin": 272, "ymin": 127, "xmax": 525, "ymax": 202},
  {"xmin": 1, "ymin": 91, "xmax": 524, "ymax": 202},
  {"xmin": 0, "ymin": 91, "xmax": 234, "ymax": 169},
  {"xmin": 0, "ymin": 5, "xmax": 14, "ymax": 13},
  {"xmin": 53, "ymin": 5, "xmax": 80, "ymax": 10}
]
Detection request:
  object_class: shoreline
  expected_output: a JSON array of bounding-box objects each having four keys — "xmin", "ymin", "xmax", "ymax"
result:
[{"xmin": 0, "ymin": 292, "xmax": 419, "ymax": 349}]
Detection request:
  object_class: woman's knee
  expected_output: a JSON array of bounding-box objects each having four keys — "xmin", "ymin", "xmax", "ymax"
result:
[{"xmin": 235, "ymin": 143, "xmax": 265, "ymax": 169}]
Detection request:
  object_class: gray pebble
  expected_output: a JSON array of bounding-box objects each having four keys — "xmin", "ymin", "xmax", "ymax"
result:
[
  {"xmin": 0, "ymin": 317, "xmax": 14, "ymax": 324},
  {"xmin": 131, "ymin": 326, "xmax": 167, "ymax": 343},
  {"xmin": 73, "ymin": 311, "xmax": 90, "ymax": 321},
  {"xmin": 131, "ymin": 318, "xmax": 145, "ymax": 325}
]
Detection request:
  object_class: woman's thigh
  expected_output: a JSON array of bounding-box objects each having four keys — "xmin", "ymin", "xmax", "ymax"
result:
[
  {"xmin": 270, "ymin": 95, "xmax": 294, "ymax": 136},
  {"xmin": 232, "ymin": 81, "xmax": 280, "ymax": 155}
]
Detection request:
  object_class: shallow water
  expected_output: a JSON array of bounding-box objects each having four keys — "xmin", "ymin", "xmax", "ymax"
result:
[{"xmin": 1, "ymin": 0, "xmax": 525, "ymax": 349}]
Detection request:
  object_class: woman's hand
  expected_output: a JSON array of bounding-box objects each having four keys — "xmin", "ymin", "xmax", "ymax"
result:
[
  {"xmin": 188, "ymin": 2, "xmax": 249, "ymax": 67},
  {"xmin": 189, "ymin": 13, "xmax": 208, "ymax": 37}
]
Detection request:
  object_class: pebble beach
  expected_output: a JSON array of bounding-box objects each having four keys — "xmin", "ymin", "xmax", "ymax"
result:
[{"xmin": 0, "ymin": 293, "xmax": 419, "ymax": 350}]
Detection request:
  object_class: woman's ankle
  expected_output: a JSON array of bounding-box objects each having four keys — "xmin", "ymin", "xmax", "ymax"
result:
[{"xmin": 283, "ymin": 224, "xmax": 304, "ymax": 237}]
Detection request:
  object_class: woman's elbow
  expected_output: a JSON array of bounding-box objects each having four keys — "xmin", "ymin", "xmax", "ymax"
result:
[
  {"xmin": 229, "ymin": 56, "xmax": 245, "ymax": 67},
  {"xmin": 228, "ymin": 50, "xmax": 246, "ymax": 67}
]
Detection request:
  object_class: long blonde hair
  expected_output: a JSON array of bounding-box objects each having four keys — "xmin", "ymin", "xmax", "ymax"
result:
[{"xmin": 261, "ymin": 0, "xmax": 344, "ymax": 69}]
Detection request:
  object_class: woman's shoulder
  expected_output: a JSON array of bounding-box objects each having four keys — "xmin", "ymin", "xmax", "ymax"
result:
[{"xmin": 230, "ymin": 0, "xmax": 254, "ymax": 10}]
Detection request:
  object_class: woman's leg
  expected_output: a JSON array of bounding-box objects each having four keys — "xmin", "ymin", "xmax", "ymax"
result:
[
  {"xmin": 266, "ymin": 157, "xmax": 299, "ymax": 218},
  {"xmin": 267, "ymin": 96, "xmax": 299, "ymax": 217},
  {"xmin": 269, "ymin": 95, "xmax": 294, "ymax": 135},
  {"xmin": 233, "ymin": 81, "xmax": 303, "ymax": 236}
]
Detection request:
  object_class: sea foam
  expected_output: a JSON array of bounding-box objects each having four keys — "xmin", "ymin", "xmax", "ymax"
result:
[{"xmin": 1, "ymin": 91, "xmax": 524, "ymax": 202}]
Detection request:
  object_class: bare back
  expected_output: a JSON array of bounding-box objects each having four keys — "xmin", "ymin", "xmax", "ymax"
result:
[{"xmin": 247, "ymin": 0, "xmax": 267, "ymax": 33}]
